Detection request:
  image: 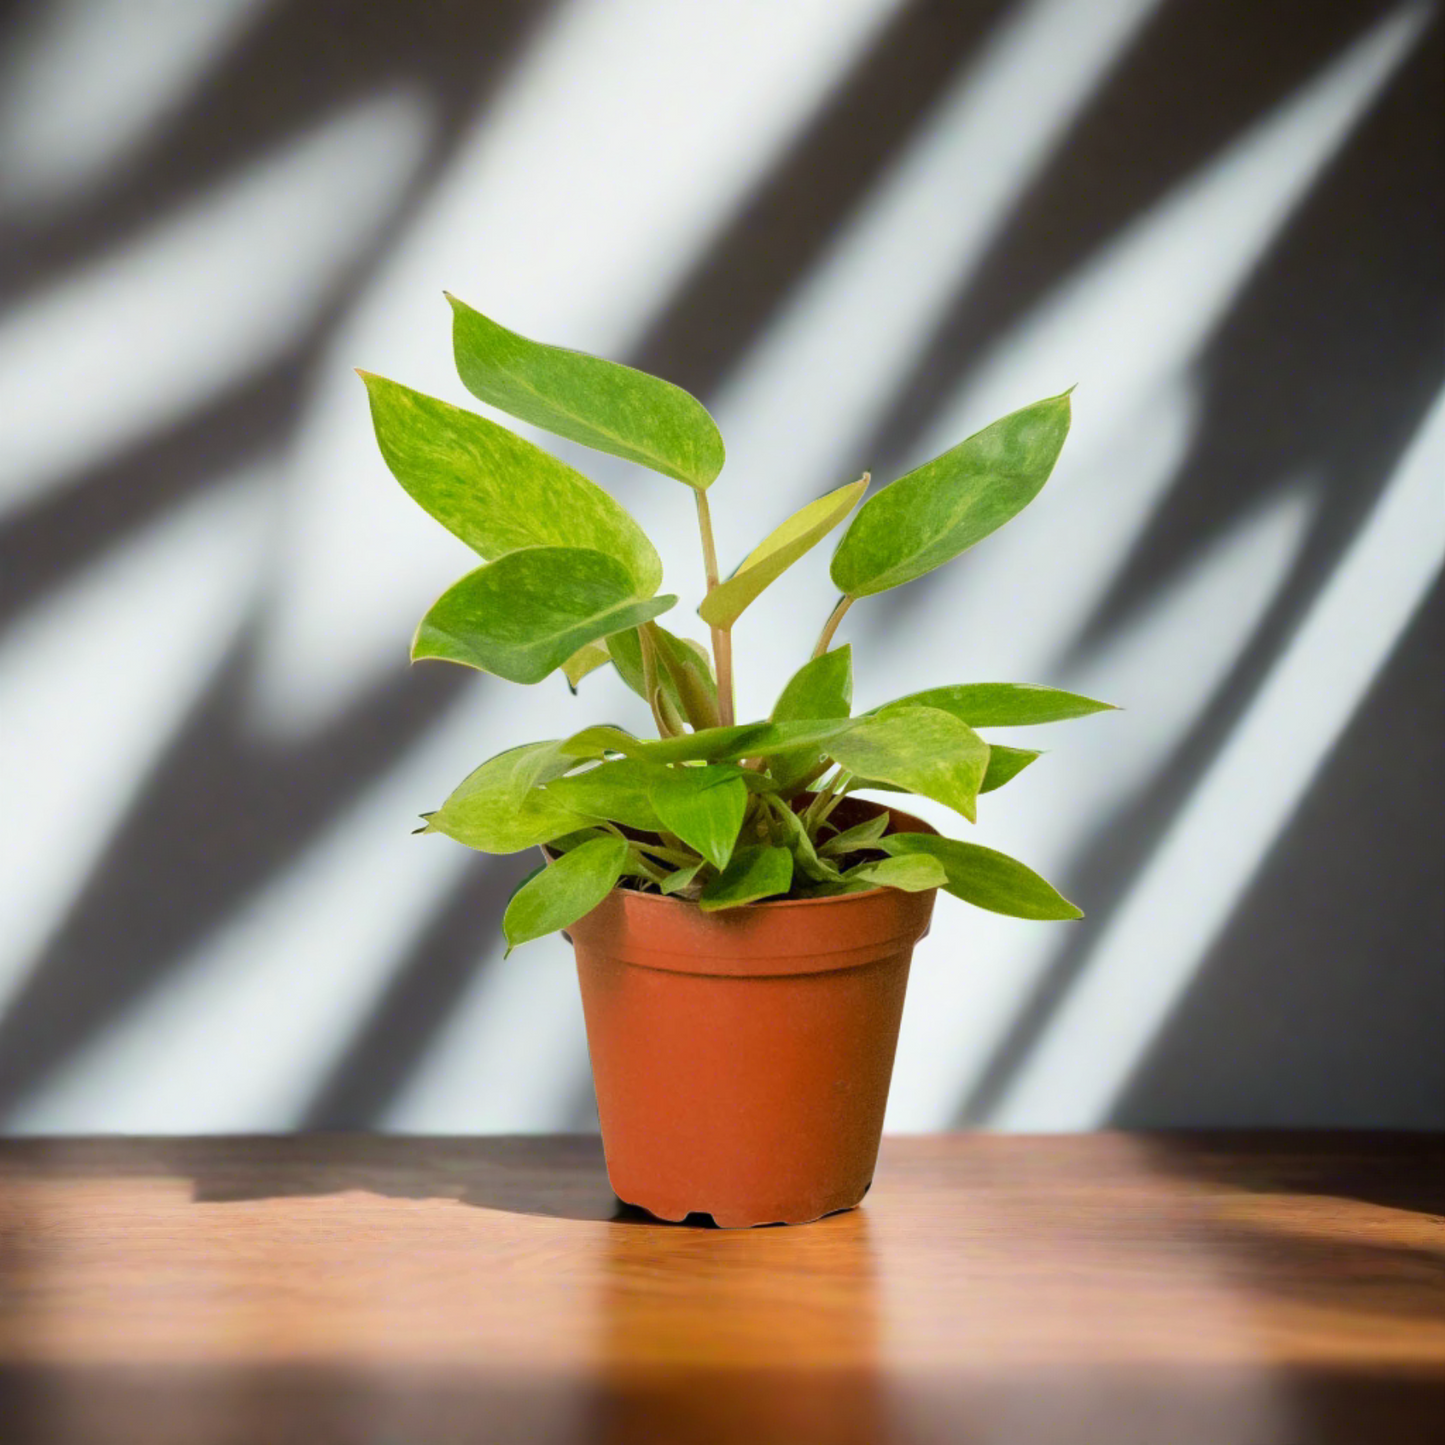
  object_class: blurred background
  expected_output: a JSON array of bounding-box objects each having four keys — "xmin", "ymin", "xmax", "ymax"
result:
[{"xmin": 0, "ymin": 0, "xmax": 1439, "ymax": 1137}]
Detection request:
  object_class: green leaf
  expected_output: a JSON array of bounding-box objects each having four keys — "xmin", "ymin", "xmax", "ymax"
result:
[
  {"xmin": 636, "ymin": 723, "xmax": 781, "ymax": 763},
  {"xmin": 981, "ymin": 745, "xmax": 1040, "ymax": 793},
  {"xmin": 840, "ymin": 764, "xmax": 1038, "ymax": 799},
  {"xmin": 552, "ymin": 826, "xmax": 653, "ymax": 885},
  {"xmin": 360, "ymin": 373, "xmax": 662, "ymax": 592},
  {"xmin": 647, "ymin": 624, "xmax": 720, "ymax": 729},
  {"xmin": 561, "ymin": 717, "xmax": 855, "ymax": 766},
  {"xmin": 425, "ymin": 741, "xmax": 582, "ymax": 854},
  {"xmin": 561, "ymin": 642, "xmax": 611, "ymax": 691},
  {"xmin": 541, "ymin": 759, "xmax": 666, "ymax": 832},
  {"xmin": 698, "ymin": 845, "xmax": 794, "ymax": 911},
  {"xmin": 698, "ymin": 478, "xmax": 867, "ymax": 627},
  {"xmin": 448, "ymin": 294, "xmax": 725, "ymax": 489},
  {"xmin": 604, "ymin": 627, "xmax": 650, "ymax": 696},
  {"xmin": 659, "ymin": 861, "xmax": 706, "ymax": 896},
  {"xmin": 653, "ymin": 684, "xmax": 686, "ymax": 736},
  {"xmin": 547, "ymin": 827, "xmax": 611, "ymax": 852},
  {"xmin": 677, "ymin": 635, "xmax": 715, "ymax": 674},
  {"xmin": 839, "ymin": 776, "xmax": 906, "ymax": 795},
  {"xmin": 843, "ymin": 853, "xmax": 948, "ymax": 893},
  {"xmin": 878, "ymin": 833, "xmax": 1082, "ymax": 920},
  {"xmin": 767, "ymin": 645, "xmax": 854, "ymax": 791},
  {"xmin": 648, "ymin": 767, "xmax": 747, "ymax": 871},
  {"xmin": 557, "ymin": 724, "xmax": 645, "ymax": 760},
  {"xmin": 656, "ymin": 717, "xmax": 860, "ymax": 764},
  {"xmin": 412, "ymin": 547, "xmax": 677, "ymax": 685},
  {"xmin": 830, "ymin": 392, "xmax": 1071, "ymax": 597},
  {"xmin": 826, "ymin": 707, "xmax": 990, "ymax": 823},
  {"xmin": 606, "ymin": 625, "xmax": 719, "ymax": 729},
  {"xmin": 502, "ymin": 835, "xmax": 629, "ymax": 952},
  {"xmin": 772, "ymin": 645, "xmax": 853, "ymax": 722},
  {"xmin": 765, "ymin": 799, "xmax": 841, "ymax": 883},
  {"xmin": 879, "ymin": 682, "xmax": 1115, "ymax": 727},
  {"xmin": 816, "ymin": 811, "xmax": 890, "ymax": 857},
  {"xmin": 738, "ymin": 770, "xmax": 780, "ymax": 793}
]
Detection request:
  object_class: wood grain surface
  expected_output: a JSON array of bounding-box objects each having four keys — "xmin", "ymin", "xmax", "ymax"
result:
[{"xmin": 0, "ymin": 1133, "xmax": 1440, "ymax": 1444}]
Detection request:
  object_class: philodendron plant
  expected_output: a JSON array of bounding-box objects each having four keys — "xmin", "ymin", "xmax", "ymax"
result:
[{"xmin": 361, "ymin": 297, "xmax": 1114, "ymax": 952}]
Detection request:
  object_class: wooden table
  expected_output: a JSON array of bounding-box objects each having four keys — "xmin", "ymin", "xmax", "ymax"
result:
[{"xmin": 0, "ymin": 1134, "xmax": 1440, "ymax": 1444}]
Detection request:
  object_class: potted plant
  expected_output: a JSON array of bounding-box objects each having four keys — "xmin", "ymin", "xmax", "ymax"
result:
[{"xmin": 359, "ymin": 296, "xmax": 1113, "ymax": 1227}]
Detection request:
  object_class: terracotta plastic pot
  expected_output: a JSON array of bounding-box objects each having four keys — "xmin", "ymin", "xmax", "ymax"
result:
[{"xmin": 566, "ymin": 798, "xmax": 937, "ymax": 1228}]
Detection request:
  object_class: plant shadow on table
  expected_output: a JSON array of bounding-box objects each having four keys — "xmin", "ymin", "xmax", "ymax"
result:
[
  {"xmin": 1132, "ymin": 1133, "xmax": 1445, "ymax": 1326},
  {"xmin": 1126, "ymin": 1133, "xmax": 1445, "ymax": 1443},
  {"xmin": 179, "ymin": 1134, "xmax": 699, "ymax": 1225},
  {"xmin": 1135, "ymin": 1130, "xmax": 1445, "ymax": 1216}
]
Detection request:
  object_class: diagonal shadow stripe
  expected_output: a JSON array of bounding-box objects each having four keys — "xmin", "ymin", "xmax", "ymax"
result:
[
  {"xmin": 1107, "ymin": 573, "xmax": 1445, "ymax": 1129},
  {"xmin": 1068, "ymin": 21, "xmax": 1445, "ymax": 654},
  {"xmin": 0, "ymin": 0, "xmax": 554, "ymax": 300},
  {"xmin": 300, "ymin": 851, "xmax": 533, "ymax": 1129},
  {"xmin": 0, "ymin": 360, "xmax": 305, "ymax": 630},
  {"xmin": 629, "ymin": 0, "xmax": 1011, "ymax": 398},
  {"xmin": 953, "ymin": 411, "xmax": 1443, "ymax": 1126},
  {"xmin": 854, "ymin": 0, "xmax": 1405, "ymax": 484},
  {"xmin": 857, "ymin": 5, "xmax": 1441, "ymax": 719},
  {"xmin": 0, "ymin": 2, "xmax": 555, "ymax": 630},
  {"xmin": 0, "ymin": 633, "xmax": 471, "ymax": 1117},
  {"xmin": 950, "ymin": 572, "xmax": 1329, "ymax": 1124}
]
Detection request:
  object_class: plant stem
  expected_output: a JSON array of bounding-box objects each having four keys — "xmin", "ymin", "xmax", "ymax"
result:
[
  {"xmin": 694, "ymin": 490, "xmax": 735, "ymax": 727},
  {"xmin": 812, "ymin": 773, "xmax": 853, "ymax": 832},
  {"xmin": 632, "ymin": 840, "xmax": 700, "ymax": 868},
  {"xmin": 627, "ymin": 847, "xmax": 669, "ymax": 886},
  {"xmin": 801, "ymin": 768, "xmax": 851, "ymax": 835},
  {"xmin": 812, "ymin": 594, "xmax": 853, "ymax": 658}
]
